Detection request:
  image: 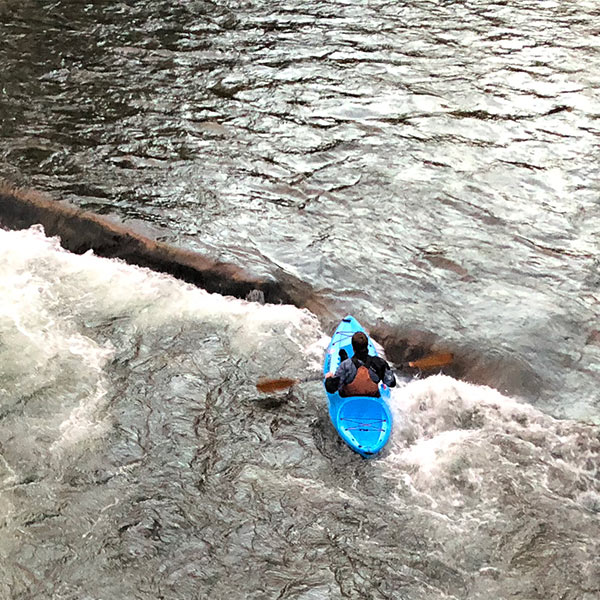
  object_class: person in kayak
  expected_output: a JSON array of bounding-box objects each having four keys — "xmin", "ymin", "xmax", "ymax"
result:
[{"xmin": 325, "ymin": 331, "xmax": 396, "ymax": 397}]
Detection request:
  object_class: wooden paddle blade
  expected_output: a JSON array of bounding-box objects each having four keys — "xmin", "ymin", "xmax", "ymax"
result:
[
  {"xmin": 256, "ymin": 377, "xmax": 300, "ymax": 393},
  {"xmin": 408, "ymin": 352, "xmax": 453, "ymax": 370}
]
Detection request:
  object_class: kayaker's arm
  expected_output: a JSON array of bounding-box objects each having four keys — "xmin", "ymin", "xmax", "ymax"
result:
[
  {"xmin": 370, "ymin": 356, "xmax": 396, "ymax": 388},
  {"xmin": 325, "ymin": 358, "xmax": 354, "ymax": 393},
  {"xmin": 382, "ymin": 363, "xmax": 396, "ymax": 387}
]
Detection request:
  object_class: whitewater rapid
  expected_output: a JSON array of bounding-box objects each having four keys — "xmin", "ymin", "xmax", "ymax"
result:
[{"xmin": 1, "ymin": 226, "xmax": 598, "ymax": 600}]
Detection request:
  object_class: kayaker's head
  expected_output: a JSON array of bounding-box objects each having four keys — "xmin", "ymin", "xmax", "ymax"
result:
[{"xmin": 351, "ymin": 332, "xmax": 369, "ymax": 358}]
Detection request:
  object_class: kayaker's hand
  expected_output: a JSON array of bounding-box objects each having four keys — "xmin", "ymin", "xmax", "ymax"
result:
[{"xmin": 325, "ymin": 375, "xmax": 340, "ymax": 393}]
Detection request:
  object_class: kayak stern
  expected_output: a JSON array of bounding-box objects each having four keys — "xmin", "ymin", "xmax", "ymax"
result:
[{"xmin": 333, "ymin": 394, "xmax": 392, "ymax": 457}]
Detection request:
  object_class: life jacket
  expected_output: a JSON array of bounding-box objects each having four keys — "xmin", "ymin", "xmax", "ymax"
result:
[{"xmin": 341, "ymin": 357, "xmax": 380, "ymax": 398}]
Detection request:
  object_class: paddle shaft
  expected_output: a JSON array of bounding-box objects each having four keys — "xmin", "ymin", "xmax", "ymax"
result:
[{"xmin": 256, "ymin": 351, "xmax": 453, "ymax": 393}]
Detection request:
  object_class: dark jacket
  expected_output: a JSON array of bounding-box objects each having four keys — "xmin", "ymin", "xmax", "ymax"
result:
[{"xmin": 325, "ymin": 353, "xmax": 396, "ymax": 394}]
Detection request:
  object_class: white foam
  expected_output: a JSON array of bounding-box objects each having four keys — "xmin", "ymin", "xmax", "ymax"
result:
[
  {"xmin": 383, "ymin": 375, "xmax": 599, "ymax": 517},
  {"xmin": 0, "ymin": 225, "xmax": 321, "ymax": 452},
  {"xmin": 578, "ymin": 491, "xmax": 600, "ymax": 514}
]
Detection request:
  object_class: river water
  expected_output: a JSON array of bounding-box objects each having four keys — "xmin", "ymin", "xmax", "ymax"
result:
[{"xmin": 1, "ymin": 1, "xmax": 600, "ymax": 599}]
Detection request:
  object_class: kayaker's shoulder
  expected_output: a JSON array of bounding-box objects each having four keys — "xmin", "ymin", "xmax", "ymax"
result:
[{"xmin": 369, "ymin": 355, "xmax": 389, "ymax": 368}]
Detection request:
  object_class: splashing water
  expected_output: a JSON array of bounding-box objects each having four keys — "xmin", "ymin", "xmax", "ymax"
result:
[{"xmin": 1, "ymin": 226, "xmax": 599, "ymax": 600}]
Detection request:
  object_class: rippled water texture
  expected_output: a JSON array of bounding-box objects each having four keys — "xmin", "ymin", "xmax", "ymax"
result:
[
  {"xmin": 2, "ymin": 0, "xmax": 600, "ymax": 415},
  {"xmin": 2, "ymin": 3, "xmax": 600, "ymax": 596},
  {"xmin": 1, "ymin": 227, "xmax": 599, "ymax": 600}
]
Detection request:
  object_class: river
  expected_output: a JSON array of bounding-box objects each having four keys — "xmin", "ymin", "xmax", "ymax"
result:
[{"xmin": 1, "ymin": 1, "xmax": 599, "ymax": 598}]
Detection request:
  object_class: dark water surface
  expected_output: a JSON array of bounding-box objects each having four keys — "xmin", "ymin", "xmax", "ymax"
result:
[
  {"xmin": 0, "ymin": 2, "xmax": 600, "ymax": 417},
  {"xmin": 1, "ymin": 1, "xmax": 600, "ymax": 598},
  {"xmin": 2, "ymin": 0, "xmax": 600, "ymax": 416}
]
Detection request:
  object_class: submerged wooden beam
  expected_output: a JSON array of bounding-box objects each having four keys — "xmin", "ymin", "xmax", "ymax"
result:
[{"xmin": 0, "ymin": 182, "xmax": 322, "ymax": 310}]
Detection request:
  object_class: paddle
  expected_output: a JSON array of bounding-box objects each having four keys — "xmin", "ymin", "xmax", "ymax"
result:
[
  {"xmin": 255, "ymin": 352, "xmax": 454, "ymax": 393},
  {"xmin": 256, "ymin": 374, "xmax": 323, "ymax": 394},
  {"xmin": 407, "ymin": 352, "xmax": 454, "ymax": 370}
]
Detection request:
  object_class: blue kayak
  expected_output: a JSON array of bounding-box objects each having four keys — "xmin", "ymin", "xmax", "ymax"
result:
[{"xmin": 323, "ymin": 316, "xmax": 393, "ymax": 458}]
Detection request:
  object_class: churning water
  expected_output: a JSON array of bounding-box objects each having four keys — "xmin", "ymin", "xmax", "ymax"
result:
[
  {"xmin": 1, "ymin": 226, "xmax": 599, "ymax": 599},
  {"xmin": 1, "ymin": 1, "xmax": 600, "ymax": 598}
]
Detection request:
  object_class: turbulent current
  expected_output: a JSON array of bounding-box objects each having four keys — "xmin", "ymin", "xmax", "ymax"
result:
[
  {"xmin": 1, "ymin": 1, "xmax": 600, "ymax": 599},
  {"xmin": 1, "ymin": 227, "xmax": 599, "ymax": 599}
]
